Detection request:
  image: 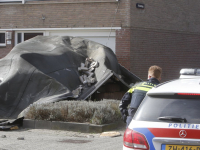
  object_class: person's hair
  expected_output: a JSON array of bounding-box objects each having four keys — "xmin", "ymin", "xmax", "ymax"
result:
[{"xmin": 148, "ymin": 65, "xmax": 162, "ymax": 79}]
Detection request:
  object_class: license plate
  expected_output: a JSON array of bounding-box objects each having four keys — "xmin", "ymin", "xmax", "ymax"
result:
[{"xmin": 162, "ymin": 145, "xmax": 200, "ymax": 150}]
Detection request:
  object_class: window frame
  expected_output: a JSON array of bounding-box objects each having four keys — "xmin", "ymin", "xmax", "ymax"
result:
[
  {"xmin": 15, "ymin": 31, "xmax": 44, "ymax": 45},
  {"xmin": 0, "ymin": 1, "xmax": 45, "ymax": 4},
  {"xmin": 0, "ymin": 0, "xmax": 24, "ymax": 3}
]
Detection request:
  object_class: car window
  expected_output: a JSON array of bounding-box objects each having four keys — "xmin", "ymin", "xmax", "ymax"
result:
[{"xmin": 134, "ymin": 96, "xmax": 200, "ymax": 123}]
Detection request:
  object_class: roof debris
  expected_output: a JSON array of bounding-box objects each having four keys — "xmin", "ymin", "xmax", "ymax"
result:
[{"xmin": 0, "ymin": 36, "xmax": 141, "ymax": 119}]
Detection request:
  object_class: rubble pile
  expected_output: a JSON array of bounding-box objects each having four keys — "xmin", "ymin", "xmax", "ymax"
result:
[
  {"xmin": 72, "ymin": 58, "xmax": 99, "ymax": 98},
  {"xmin": 78, "ymin": 57, "xmax": 99, "ymax": 86}
]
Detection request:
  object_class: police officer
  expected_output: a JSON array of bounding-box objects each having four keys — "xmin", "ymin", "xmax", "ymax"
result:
[{"xmin": 119, "ymin": 65, "xmax": 162, "ymax": 127}]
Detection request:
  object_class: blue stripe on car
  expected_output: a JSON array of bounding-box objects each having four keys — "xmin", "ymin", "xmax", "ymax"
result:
[
  {"xmin": 133, "ymin": 128, "xmax": 155, "ymax": 150},
  {"xmin": 161, "ymin": 144, "xmax": 166, "ymax": 150}
]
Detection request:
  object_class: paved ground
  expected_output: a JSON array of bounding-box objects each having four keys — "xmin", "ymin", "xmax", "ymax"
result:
[{"xmin": 0, "ymin": 125, "xmax": 126, "ymax": 150}]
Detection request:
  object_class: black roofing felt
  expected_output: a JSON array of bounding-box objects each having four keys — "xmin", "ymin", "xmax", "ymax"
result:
[{"xmin": 0, "ymin": 36, "xmax": 141, "ymax": 118}]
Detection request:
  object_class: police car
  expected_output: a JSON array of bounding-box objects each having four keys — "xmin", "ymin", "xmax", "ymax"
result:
[{"xmin": 123, "ymin": 68, "xmax": 200, "ymax": 150}]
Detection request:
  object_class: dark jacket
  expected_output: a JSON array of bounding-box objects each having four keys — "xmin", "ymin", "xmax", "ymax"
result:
[{"xmin": 119, "ymin": 78, "xmax": 160, "ymax": 126}]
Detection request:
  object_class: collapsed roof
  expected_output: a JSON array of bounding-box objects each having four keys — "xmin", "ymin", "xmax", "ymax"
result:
[{"xmin": 0, "ymin": 36, "xmax": 141, "ymax": 118}]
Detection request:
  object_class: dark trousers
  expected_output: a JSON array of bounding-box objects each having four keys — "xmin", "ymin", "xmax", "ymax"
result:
[{"xmin": 126, "ymin": 115, "xmax": 133, "ymax": 128}]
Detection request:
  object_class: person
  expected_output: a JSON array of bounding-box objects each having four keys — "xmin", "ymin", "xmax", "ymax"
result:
[{"xmin": 119, "ymin": 65, "xmax": 162, "ymax": 127}]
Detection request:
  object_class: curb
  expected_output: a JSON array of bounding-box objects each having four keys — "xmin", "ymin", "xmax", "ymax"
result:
[{"xmin": 23, "ymin": 119, "xmax": 125, "ymax": 133}]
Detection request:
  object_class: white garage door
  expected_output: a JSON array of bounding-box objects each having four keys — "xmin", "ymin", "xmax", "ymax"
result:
[
  {"xmin": 47, "ymin": 29, "xmax": 116, "ymax": 52},
  {"xmin": 14, "ymin": 28, "xmax": 120, "ymax": 52}
]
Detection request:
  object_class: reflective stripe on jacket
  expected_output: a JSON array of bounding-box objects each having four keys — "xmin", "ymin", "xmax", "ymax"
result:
[
  {"xmin": 128, "ymin": 82, "xmax": 156, "ymax": 93},
  {"xmin": 119, "ymin": 78, "xmax": 160, "ymax": 126},
  {"xmin": 119, "ymin": 78, "xmax": 160, "ymax": 115},
  {"xmin": 128, "ymin": 81, "xmax": 156, "ymax": 110}
]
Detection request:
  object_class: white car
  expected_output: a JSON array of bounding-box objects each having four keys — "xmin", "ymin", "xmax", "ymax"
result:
[{"xmin": 123, "ymin": 68, "xmax": 200, "ymax": 150}]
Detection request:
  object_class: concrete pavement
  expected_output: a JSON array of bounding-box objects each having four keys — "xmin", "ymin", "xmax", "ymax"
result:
[{"xmin": 0, "ymin": 125, "xmax": 126, "ymax": 150}]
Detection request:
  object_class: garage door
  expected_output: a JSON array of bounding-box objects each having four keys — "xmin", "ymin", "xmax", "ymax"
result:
[{"xmin": 47, "ymin": 29, "xmax": 116, "ymax": 52}]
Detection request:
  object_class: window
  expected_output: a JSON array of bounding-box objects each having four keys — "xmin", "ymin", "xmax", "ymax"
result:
[
  {"xmin": 24, "ymin": 33, "xmax": 43, "ymax": 41},
  {"xmin": 0, "ymin": 0, "xmax": 45, "ymax": 3},
  {"xmin": 134, "ymin": 96, "xmax": 200, "ymax": 124},
  {"xmin": 0, "ymin": 32, "xmax": 6, "ymax": 46},
  {"xmin": 17, "ymin": 33, "xmax": 22, "ymax": 44},
  {"xmin": 0, "ymin": 0, "xmax": 24, "ymax": 3},
  {"xmin": 15, "ymin": 32, "xmax": 44, "ymax": 45}
]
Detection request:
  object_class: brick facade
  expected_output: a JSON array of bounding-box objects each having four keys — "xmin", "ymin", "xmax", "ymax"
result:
[
  {"xmin": 116, "ymin": 28, "xmax": 131, "ymax": 70},
  {"xmin": 130, "ymin": 28, "xmax": 200, "ymax": 81},
  {"xmin": 1, "ymin": 0, "xmax": 200, "ymax": 81},
  {"xmin": 0, "ymin": 31, "xmax": 14, "ymax": 58},
  {"xmin": 0, "ymin": 1, "xmax": 122, "ymax": 28},
  {"xmin": 0, "ymin": 0, "xmax": 124, "ymax": 57},
  {"xmin": 128, "ymin": 0, "xmax": 200, "ymax": 81}
]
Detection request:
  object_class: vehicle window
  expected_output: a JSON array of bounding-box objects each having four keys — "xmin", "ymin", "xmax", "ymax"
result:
[{"xmin": 134, "ymin": 96, "xmax": 200, "ymax": 123}]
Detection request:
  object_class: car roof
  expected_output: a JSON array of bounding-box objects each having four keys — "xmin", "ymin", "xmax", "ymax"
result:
[{"xmin": 147, "ymin": 78, "xmax": 200, "ymax": 96}]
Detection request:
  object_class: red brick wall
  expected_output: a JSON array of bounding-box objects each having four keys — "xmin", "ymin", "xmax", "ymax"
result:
[
  {"xmin": 116, "ymin": 28, "xmax": 131, "ymax": 70},
  {"xmin": 130, "ymin": 28, "xmax": 200, "ymax": 82},
  {"xmin": 0, "ymin": 0, "xmax": 129, "ymax": 57},
  {"xmin": 0, "ymin": 46, "xmax": 12, "ymax": 58},
  {"xmin": 2, "ymin": 1, "xmax": 200, "ymax": 82},
  {"xmin": 126, "ymin": 0, "xmax": 200, "ymax": 81},
  {"xmin": 130, "ymin": 0, "xmax": 200, "ymax": 33},
  {"xmin": 0, "ymin": 2, "xmax": 122, "ymax": 28},
  {"xmin": 0, "ymin": 31, "xmax": 15, "ymax": 58}
]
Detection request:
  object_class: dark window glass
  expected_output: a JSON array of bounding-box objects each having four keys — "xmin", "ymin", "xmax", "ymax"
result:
[
  {"xmin": 24, "ymin": 33, "xmax": 43, "ymax": 41},
  {"xmin": 0, "ymin": 33, "xmax": 5, "ymax": 44},
  {"xmin": 134, "ymin": 96, "xmax": 200, "ymax": 123},
  {"xmin": 17, "ymin": 33, "xmax": 22, "ymax": 44}
]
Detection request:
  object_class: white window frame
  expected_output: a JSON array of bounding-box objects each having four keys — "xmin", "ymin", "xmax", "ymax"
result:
[
  {"xmin": 12, "ymin": 27, "xmax": 121, "ymax": 51},
  {"xmin": 15, "ymin": 31, "xmax": 44, "ymax": 45},
  {"xmin": 0, "ymin": 0, "xmax": 24, "ymax": 3},
  {"xmin": 0, "ymin": 1, "xmax": 46, "ymax": 4},
  {"xmin": 0, "ymin": 31, "xmax": 6, "ymax": 47}
]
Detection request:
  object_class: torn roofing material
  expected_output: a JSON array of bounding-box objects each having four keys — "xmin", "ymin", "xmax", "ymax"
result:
[
  {"xmin": 0, "ymin": 117, "xmax": 24, "ymax": 131},
  {"xmin": 0, "ymin": 36, "xmax": 141, "ymax": 118}
]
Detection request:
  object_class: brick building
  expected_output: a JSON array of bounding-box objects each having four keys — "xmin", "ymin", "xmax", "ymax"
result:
[{"xmin": 1, "ymin": 0, "xmax": 200, "ymax": 81}]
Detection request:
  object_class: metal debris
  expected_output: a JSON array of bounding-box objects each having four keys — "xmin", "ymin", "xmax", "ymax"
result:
[
  {"xmin": 72, "ymin": 85, "xmax": 83, "ymax": 98},
  {"xmin": 72, "ymin": 58, "xmax": 99, "ymax": 98},
  {"xmin": 78, "ymin": 57, "xmax": 98, "ymax": 86},
  {"xmin": 0, "ymin": 36, "xmax": 142, "ymax": 119},
  {"xmin": 0, "ymin": 120, "xmax": 8, "ymax": 124}
]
